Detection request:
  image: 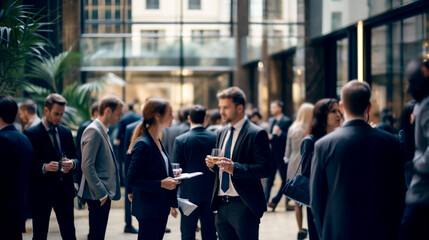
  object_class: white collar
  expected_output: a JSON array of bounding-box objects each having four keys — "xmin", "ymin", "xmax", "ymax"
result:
[{"xmin": 229, "ymin": 116, "xmax": 247, "ymax": 133}]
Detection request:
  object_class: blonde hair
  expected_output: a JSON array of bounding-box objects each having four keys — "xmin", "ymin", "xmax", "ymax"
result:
[
  {"xmin": 290, "ymin": 103, "xmax": 314, "ymax": 133},
  {"xmin": 127, "ymin": 122, "xmax": 144, "ymax": 154}
]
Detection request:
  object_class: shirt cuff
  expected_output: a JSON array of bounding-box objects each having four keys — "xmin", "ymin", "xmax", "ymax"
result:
[
  {"xmin": 100, "ymin": 195, "xmax": 108, "ymax": 201},
  {"xmin": 42, "ymin": 164, "xmax": 47, "ymax": 174}
]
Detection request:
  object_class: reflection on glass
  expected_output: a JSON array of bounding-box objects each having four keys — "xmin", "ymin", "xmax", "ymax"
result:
[
  {"xmin": 370, "ymin": 12, "xmax": 429, "ymax": 130},
  {"xmin": 336, "ymin": 38, "xmax": 348, "ymax": 98}
]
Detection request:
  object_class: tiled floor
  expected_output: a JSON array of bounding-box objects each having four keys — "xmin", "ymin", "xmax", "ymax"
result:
[{"xmin": 23, "ymin": 198, "xmax": 307, "ymax": 240}]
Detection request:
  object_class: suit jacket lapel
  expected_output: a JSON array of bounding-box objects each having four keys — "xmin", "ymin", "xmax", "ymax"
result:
[
  {"xmin": 147, "ymin": 134, "xmax": 169, "ymax": 176},
  {"xmin": 232, "ymin": 120, "xmax": 249, "ymax": 162},
  {"xmin": 38, "ymin": 123, "xmax": 57, "ymax": 156},
  {"xmin": 94, "ymin": 121, "xmax": 115, "ymax": 155},
  {"xmin": 218, "ymin": 127, "xmax": 228, "ymax": 149}
]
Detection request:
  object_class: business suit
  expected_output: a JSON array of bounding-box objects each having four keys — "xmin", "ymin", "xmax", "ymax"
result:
[
  {"xmin": 173, "ymin": 126, "xmax": 217, "ymax": 240},
  {"xmin": 0, "ymin": 125, "xmax": 33, "ymax": 240},
  {"xmin": 211, "ymin": 119, "xmax": 271, "ymax": 240},
  {"xmin": 310, "ymin": 119, "xmax": 405, "ymax": 240},
  {"xmin": 123, "ymin": 119, "xmax": 142, "ymax": 228},
  {"xmin": 78, "ymin": 119, "xmax": 121, "ymax": 240},
  {"xmin": 265, "ymin": 115, "xmax": 292, "ymax": 204},
  {"xmin": 24, "ymin": 122, "xmax": 78, "ymax": 240},
  {"xmin": 127, "ymin": 132, "xmax": 178, "ymax": 240},
  {"xmin": 75, "ymin": 120, "xmax": 92, "ymax": 188},
  {"xmin": 162, "ymin": 122, "xmax": 190, "ymax": 156}
]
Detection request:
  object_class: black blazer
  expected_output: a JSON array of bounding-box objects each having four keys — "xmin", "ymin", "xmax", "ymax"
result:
[
  {"xmin": 127, "ymin": 132, "xmax": 178, "ymax": 220},
  {"xmin": 268, "ymin": 115, "xmax": 292, "ymax": 162},
  {"xmin": 173, "ymin": 127, "xmax": 216, "ymax": 203},
  {"xmin": 211, "ymin": 119, "xmax": 271, "ymax": 219},
  {"xmin": 24, "ymin": 123, "xmax": 78, "ymax": 200},
  {"xmin": 0, "ymin": 125, "xmax": 33, "ymax": 237},
  {"xmin": 310, "ymin": 119, "xmax": 405, "ymax": 240}
]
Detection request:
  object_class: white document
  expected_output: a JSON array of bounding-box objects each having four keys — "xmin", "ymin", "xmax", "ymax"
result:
[
  {"xmin": 177, "ymin": 198, "xmax": 198, "ymax": 216},
  {"xmin": 174, "ymin": 172, "xmax": 203, "ymax": 180}
]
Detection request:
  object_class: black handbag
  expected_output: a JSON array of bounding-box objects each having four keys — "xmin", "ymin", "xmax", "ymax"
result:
[{"xmin": 281, "ymin": 136, "xmax": 312, "ymax": 207}]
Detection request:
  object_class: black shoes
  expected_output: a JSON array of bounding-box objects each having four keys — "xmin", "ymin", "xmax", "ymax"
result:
[
  {"xmin": 297, "ymin": 228, "xmax": 308, "ymax": 239},
  {"xmin": 124, "ymin": 225, "xmax": 138, "ymax": 234}
]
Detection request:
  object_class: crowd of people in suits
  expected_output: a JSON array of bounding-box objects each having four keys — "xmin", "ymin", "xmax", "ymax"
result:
[{"xmin": 1, "ymin": 57, "xmax": 429, "ymax": 240}]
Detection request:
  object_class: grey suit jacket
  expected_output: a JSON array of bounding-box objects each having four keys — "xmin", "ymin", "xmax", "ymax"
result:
[{"xmin": 78, "ymin": 120, "xmax": 121, "ymax": 201}]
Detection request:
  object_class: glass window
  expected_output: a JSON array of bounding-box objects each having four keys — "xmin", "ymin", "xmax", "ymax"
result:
[
  {"xmin": 189, "ymin": 0, "xmax": 201, "ymax": 9},
  {"xmin": 370, "ymin": 12, "xmax": 429, "ymax": 131},
  {"xmin": 105, "ymin": 10, "xmax": 111, "ymax": 19},
  {"xmin": 115, "ymin": 10, "xmax": 121, "ymax": 19},
  {"xmin": 92, "ymin": 10, "xmax": 98, "ymax": 19},
  {"xmin": 331, "ymin": 12, "xmax": 342, "ymax": 31},
  {"xmin": 106, "ymin": 0, "xmax": 111, "ymax": 5},
  {"xmin": 127, "ymin": 9, "xmax": 131, "ymax": 19},
  {"xmin": 146, "ymin": 0, "xmax": 159, "ymax": 9},
  {"xmin": 336, "ymin": 38, "xmax": 348, "ymax": 97},
  {"xmin": 84, "ymin": 10, "xmax": 89, "ymax": 20},
  {"xmin": 84, "ymin": 0, "xmax": 89, "ymax": 6},
  {"xmin": 92, "ymin": 0, "xmax": 98, "ymax": 5},
  {"xmin": 116, "ymin": 0, "xmax": 121, "ymax": 4}
]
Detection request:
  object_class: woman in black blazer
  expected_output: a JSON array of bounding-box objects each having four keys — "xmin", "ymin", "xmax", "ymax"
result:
[
  {"xmin": 301, "ymin": 98, "xmax": 341, "ymax": 240},
  {"xmin": 127, "ymin": 97, "xmax": 180, "ymax": 240}
]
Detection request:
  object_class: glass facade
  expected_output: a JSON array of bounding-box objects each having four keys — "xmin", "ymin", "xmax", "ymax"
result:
[
  {"xmin": 370, "ymin": 12, "xmax": 429, "ymax": 127},
  {"xmin": 309, "ymin": 0, "xmax": 420, "ymax": 37},
  {"xmin": 80, "ymin": 0, "xmax": 234, "ymax": 109}
]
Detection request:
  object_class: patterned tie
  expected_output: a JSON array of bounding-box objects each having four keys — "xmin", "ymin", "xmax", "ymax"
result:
[{"xmin": 221, "ymin": 126, "xmax": 234, "ymax": 192}]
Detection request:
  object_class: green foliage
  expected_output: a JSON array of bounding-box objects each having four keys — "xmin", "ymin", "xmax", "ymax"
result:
[{"xmin": 0, "ymin": 0, "xmax": 49, "ymax": 95}]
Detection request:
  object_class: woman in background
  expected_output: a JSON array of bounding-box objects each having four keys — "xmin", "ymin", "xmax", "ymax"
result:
[
  {"xmin": 301, "ymin": 98, "xmax": 341, "ymax": 240},
  {"xmin": 284, "ymin": 103, "xmax": 314, "ymax": 240},
  {"xmin": 127, "ymin": 97, "xmax": 180, "ymax": 240}
]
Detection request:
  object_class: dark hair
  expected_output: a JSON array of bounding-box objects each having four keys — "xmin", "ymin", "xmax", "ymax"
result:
[
  {"xmin": 341, "ymin": 80, "xmax": 371, "ymax": 116},
  {"xmin": 217, "ymin": 87, "xmax": 246, "ymax": 107},
  {"xmin": 20, "ymin": 99, "xmax": 37, "ymax": 115},
  {"xmin": 142, "ymin": 97, "xmax": 170, "ymax": 131},
  {"xmin": 44, "ymin": 93, "xmax": 67, "ymax": 110},
  {"xmin": 0, "ymin": 95, "xmax": 18, "ymax": 124},
  {"xmin": 91, "ymin": 101, "xmax": 99, "ymax": 116},
  {"xmin": 178, "ymin": 107, "xmax": 191, "ymax": 123},
  {"xmin": 251, "ymin": 109, "xmax": 262, "ymax": 119},
  {"xmin": 307, "ymin": 98, "xmax": 338, "ymax": 140},
  {"xmin": 189, "ymin": 105, "xmax": 206, "ymax": 124},
  {"xmin": 209, "ymin": 110, "xmax": 221, "ymax": 124},
  {"xmin": 99, "ymin": 96, "xmax": 124, "ymax": 116},
  {"xmin": 407, "ymin": 58, "xmax": 429, "ymax": 102},
  {"xmin": 271, "ymin": 100, "xmax": 284, "ymax": 109},
  {"xmin": 400, "ymin": 100, "xmax": 417, "ymax": 163}
]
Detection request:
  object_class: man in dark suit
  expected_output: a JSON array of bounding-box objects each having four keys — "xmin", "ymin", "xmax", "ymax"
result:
[
  {"xmin": 266, "ymin": 100, "xmax": 293, "ymax": 210},
  {"xmin": 310, "ymin": 80, "xmax": 405, "ymax": 240},
  {"xmin": 173, "ymin": 105, "xmax": 217, "ymax": 240},
  {"xmin": 122, "ymin": 118, "xmax": 142, "ymax": 234},
  {"xmin": 24, "ymin": 93, "xmax": 79, "ymax": 240},
  {"xmin": 0, "ymin": 95, "xmax": 33, "ymax": 240},
  {"xmin": 162, "ymin": 107, "xmax": 191, "ymax": 156},
  {"xmin": 206, "ymin": 87, "xmax": 271, "ymax": 240},
  {"xmin": 113, "ymin": 102, "xmax": 141, "ymax": 187}
]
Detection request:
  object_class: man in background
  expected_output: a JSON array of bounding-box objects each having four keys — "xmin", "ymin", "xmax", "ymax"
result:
[
  {"xmin": 173, "ymin": 105, "xmax": 217, "ymax": 240},
  {"xmin": 19, "ymin": 99, "xmax": 41, "ymax": 130},
  {"xmin": 0, "ymin": 95, "xmax": 33, "ymax": 240}
]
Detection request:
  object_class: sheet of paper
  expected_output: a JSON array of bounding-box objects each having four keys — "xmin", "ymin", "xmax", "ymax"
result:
[
  {"xmin": 174, "ymin": 172, "xmax": 203, "ymax": 180},
  {"xmin": 177, "ymin": 198, "xmax": 198, "ymax": 216}
]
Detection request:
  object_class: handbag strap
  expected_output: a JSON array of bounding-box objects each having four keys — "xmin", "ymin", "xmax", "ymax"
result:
[{"xmin": 292, "ymin": 135, "xmax": 315, "ymax": 178}]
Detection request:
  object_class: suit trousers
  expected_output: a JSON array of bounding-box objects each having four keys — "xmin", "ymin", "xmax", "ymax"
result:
[
  {"xmin": 215, "ymin": 197, "xmax": 260, "ymax": 240},
  {"xmin": 265, "ymin": 160, "xmax": 288, "ymax": 204},
  {"xmin": 399, "ymin": 204, "xmax": 429, "ymax": 239},
  {"xmin": 124, "ymin": 187, "xmax": 132, "ymax": 226},
  {"xmin": 306, "ymin": 207, "xmax": 319, "ymax": 240},
  {"xmin": 180, "ymin": 201, "xmax": 217, "ymax": 240},
  {"xmin": 31, "ymin": 188, "xmax": 76, "ymax": 240},
  {"xmin": 137, "ymin": 216, "xmax": 168, "ymax": 240},
  {"xmin": 87, "ymin": 198, "xmax": 111, "ymax": 240}
]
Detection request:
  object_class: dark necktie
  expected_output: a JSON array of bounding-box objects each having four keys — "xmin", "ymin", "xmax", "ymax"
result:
[
  {"xmin": 49, "ymin": 127, "xmax": 63, "ymax": 181},
  {"xmin": 221, "ymin": 126, "xmax": 234, "ymax": 192}
]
